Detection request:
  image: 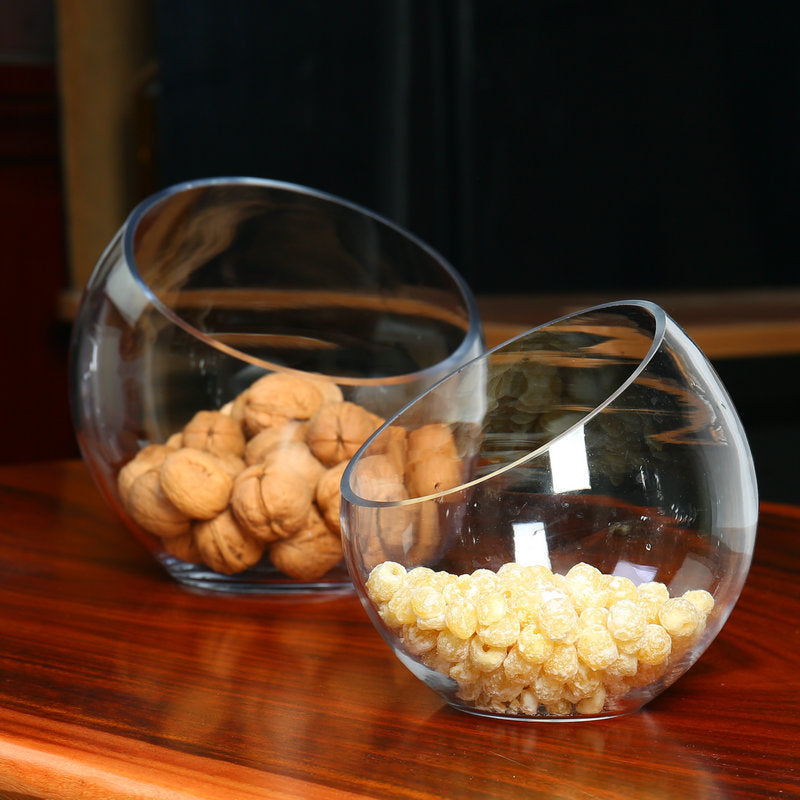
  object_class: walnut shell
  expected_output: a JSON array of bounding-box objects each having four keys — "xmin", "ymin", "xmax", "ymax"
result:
[
  {"xmin": 311, "ymin": 378, "xmax": 344, "ymax": 406},
  {"xmin": 269, "ymin": 507, "xmax": 343, "ymax": 581},
  {"xmin": 262, "ymin": 440, "xmax": 326, "ymax": 487},
  {"xmin": 221, "ymin": 390, "xmax": 248, "ymax": 423},
  {"xmin": 117, "ymin": 443, "xmax": 176, "ymax": 503},
  {"xmin": 405, "ymin": 423, "xmax": 462, "ymax": 497},
  {"xmin": 405, "ymin": 452, "xmax": 463, "ymax": 497},
  {"xmin": 160, "ymin": 448, "xmax": 234, "ymax": 520},
  {"xmin": 181, "ymin": 410, "xmax": 246, "ymax": 457},
  {"xmin": 214, "ymin": 450, "xmax": 247, "ymax": 479},
  {"xmin": 404, "ymin": 501, "xmax": 442, "ymax": 564},
  {"xmin": 126, "ymin": 469, "xmax": 191, "ymax": 538},
  {"xmin": 231, "ymin": 462, "xmax": 313, "ymax": 542},
  {"xmin": 367, "ymin": 424, "xmax": 408, "ymax": 474},
  {"xmin": 165, "ymin": 432, "xmax": 183, "ymax": 449},
  {"xmin": 161, "ymin": 530, "xmax": 203, "ymax": 564},
  {"xmin": 194, "ymin": 508, "xmax": 265, "ymax": 575},
  {"xmin": 316, "ymin": 460, "xmax": 348, "ymax": 535},
  {"xmin": 360, "ymin": 534, "xmax": 389, "ymax": 574},
  {"xmin": 407, "ymin": 423, "xmax": 458, "ymax": 460},
  {"xmin": 244, "ymin": 420, "xmax": 307, "ymax": 466},
  {"xmin": 348, "ymin": 454, "xmax": 411, "ymax": 561},
  {"xmin": 306, "ymin": 401, "xmax": 383, "ymax": 467},
  {"xmin": 350, "ymin": 453, "xmax": 407, "ymax": 503},
  {"xmin": 243, "ymin": 373, "xmax": 325, "ymax": 435}
]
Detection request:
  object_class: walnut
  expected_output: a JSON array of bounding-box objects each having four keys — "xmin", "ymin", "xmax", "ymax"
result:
[
  {"xmin": 405, "ymin": 423, "xmax": 463, "ymax": 497},
  {"xmin": 406, "ymin": 501, "xmax": 443, "ymax": 564},
  {"xmin": 367, "ymin": 424, "xmax": 408, "ymax": 474},
  {"xmin": 269, "ymin": 507, "xmax": 343, "ymax": 581},
  {"xmin": 214, "ymin": 450, "xmax": 246, "ymax": 479},
  {"xmin": 306, "ymin": 401, "xmax": 384, "ymax": 467},
  {"xmin": 405, "ymin": 453, "xmax": 463, "ymax": 497},
  {"xmin": 221, "ymin": 390, "xmax": 248, "ymax": 423},
  {"xmin": 244, "ymin": 420, "xmax": 307, "ymax": 466},
  {"xmin": 360, "ymin": 534, "xmax": 389, "ymax": 575},
  {"xmin": 181, "ymin": 409, "xmax": 246, "ymax": 457},
  {"xmin": 126, "ymin": 468, "xmax": 191, "ymax": 538},
  {"xmin": 194, "ymin": 508, "xmax": 265, "ymax": 575},
  {"xmin": 161, "ymin": 530, "xmax": 202, "ymax": 564},
  {"xmin": 117, "ymin": 443, "xmax": 176, "ymax": 503},
  {"xmin": 262, "ymin": 440, "xmax": 326, "ymax": 487},
  {"xmin": 242, "ymin": 372, "xmax": 325, "ymax": 435},
  {"xmin": 348, "ymin": 453, "xmax": 411, "ymax": 564},
  {"xmin": 316, "ymin": 460, "xmax": 348, "ymax": 535},
  {"xmin": 407, "ymin": 423, "xmax": 459, "ymax": 459},
  {"xmin": 231, "ymin": 462, "xmax": 313, "ymax": 541},
  {"xmin": 311, "ymin": 377, "xmax": 344, "ymax": 406},
  {"xmin": 159, "ymin": 447, "xmax": 234, "ymax": 520},
  {"xmin": 165, "ymin": 432, "xmax": 183, "ymax": 449},
  {"xmin": 350, "ymin": 453, "xmax": 407, "ymax": 503}
]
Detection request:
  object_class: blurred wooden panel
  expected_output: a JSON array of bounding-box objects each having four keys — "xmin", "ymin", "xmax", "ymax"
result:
[
  {"xmin": 478, "ymin": 288, "xmax": 800, "ymax": 357},
  {"xmin": 55, "ymin": 0, "xmax": 154, "ymax": 290}
]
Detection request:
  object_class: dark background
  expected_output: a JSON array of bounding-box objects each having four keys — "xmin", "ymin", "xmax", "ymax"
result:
[
  {"xmin": 1, "ymin": 0, "xmax": 798, "ymax": 502},
  {"xmin": 152, "ymin": 0, "xmax": 800, "ymax": 504},
  {"xmin": 154, "ymin": 1, "xmax": 799, "ymax": 295}
]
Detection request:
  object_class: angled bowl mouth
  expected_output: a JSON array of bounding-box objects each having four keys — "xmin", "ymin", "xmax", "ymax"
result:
[
  {"xmin": 341, "ymin": 299, "xmax": 666, "ymax": 508},
  {"xmin": 117, "ymin": 176, "xmax": 483, "ymax": 387},
  {"xmin": 339, "ymin": 299, "xmax": 758, "ymax": 722}
]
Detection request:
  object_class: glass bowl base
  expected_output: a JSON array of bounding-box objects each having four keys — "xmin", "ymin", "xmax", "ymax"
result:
[
  {"xmin": 160, "ymin": 557, "xmax": 355, "ymax": 595},
  {"xmin": 451, "ymin": 702, "xmax": 634, "ymax": 723}
]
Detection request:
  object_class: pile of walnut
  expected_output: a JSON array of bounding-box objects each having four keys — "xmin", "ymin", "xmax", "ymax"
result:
[
  {"xmin": 117, "ymin": 372, "xmax": 387, "ymax": 581},
  {"xmin": 366, "ymin": 560, "xmax": 715, "ymax": 717}
]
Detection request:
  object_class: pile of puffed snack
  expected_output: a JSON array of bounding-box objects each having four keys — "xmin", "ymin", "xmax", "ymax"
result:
[
  {"xmin": 117, "ymin": 372, "xmax": 386, "ymax": 580},
  {"xmin": 366, "ymin": 559, "xmax": 714, "ymax": 717}
]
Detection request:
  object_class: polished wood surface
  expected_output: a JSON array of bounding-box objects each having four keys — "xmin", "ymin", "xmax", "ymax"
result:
[{"xmin": 0, "ymin": 460, "xmax": 797, "ymax": 800}]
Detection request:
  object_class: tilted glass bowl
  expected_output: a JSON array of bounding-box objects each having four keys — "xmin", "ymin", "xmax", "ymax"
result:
[
  {"xmin": 70, "ymin": 177, "xmax": 483, "ymax": 593},
  {"xmin": 341, "ymin": 300, "xmax": 758, "ymax": 719}
]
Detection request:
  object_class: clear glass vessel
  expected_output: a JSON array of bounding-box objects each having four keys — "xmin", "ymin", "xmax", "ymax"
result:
[
  {"xmin": 341, "ymin": 300, "xmax": 758, "ymax": 719},
  {"xmin": 70, "ymin": 177, "xmax": 483, "ymax": 593}
]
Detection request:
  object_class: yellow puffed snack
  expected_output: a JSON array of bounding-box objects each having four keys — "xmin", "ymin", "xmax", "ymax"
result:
[
  {"xmin": 469, "ymin": 637, "xmax": 507, "ymax": 672},
  {"xmin": 365, "ymin": 560, "xmax": 407, "ymax": 604},
  {"xmin": 658, "ymin": 597, "xmax": 702, "ymax": 638},
  {"xmin": 444, "ymin": 596, "xmax": 478, "ymax": 640},
  {"xmin": 575, "ymin": 625, "xmax": 619, "ymax": 671},
  {"xmin": 365, "ymin": 559, "xmax": 716, "ymax": 718}
]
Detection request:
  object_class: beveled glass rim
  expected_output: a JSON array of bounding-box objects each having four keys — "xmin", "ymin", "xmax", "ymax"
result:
[
  {"xmin": 120, "ymin": 176, "xmax": 483, "ymax": 387},
  {"xmin": 341, "ymin": 299, "xmax": 667, "ymax": 509}
]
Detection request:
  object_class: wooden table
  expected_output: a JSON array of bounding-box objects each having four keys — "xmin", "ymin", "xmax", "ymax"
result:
[{"xmin": 0, "ymin": 460, "xmax": 797, "ymax": 799}]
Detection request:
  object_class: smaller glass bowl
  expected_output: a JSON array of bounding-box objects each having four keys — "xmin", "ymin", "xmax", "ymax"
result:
[
  {"xmin": 341, "ymin": 300, "xmax": 758, "ymax": 719},
  {"xmin": 70, "ymin": 177, "xmax": 483, "ymax": 593}
]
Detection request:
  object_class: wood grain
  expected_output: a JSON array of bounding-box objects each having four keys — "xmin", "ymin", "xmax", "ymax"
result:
[
  {"xmin": 0, "ymin": 460, "xmax": 797, "ymax": 799},
  {"xmin": 477, "ymin": 287, "xmax": 800, "ymax": 356}
]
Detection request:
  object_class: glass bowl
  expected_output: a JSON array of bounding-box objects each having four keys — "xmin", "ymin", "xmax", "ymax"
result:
[
  {"xmin": 341, "ymin": 300, "xmax": 758, "ymax": 719},
  {"xmin": 70, "ymin": 177, "xmax": 483, "ymax": 593}
]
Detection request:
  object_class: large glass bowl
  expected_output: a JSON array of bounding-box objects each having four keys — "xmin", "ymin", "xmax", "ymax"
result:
[
  {"xmin": 341, "ymin": 300, "xmax": 758, "ymax": 719},
  {"xmin": 70, "ymin": 177, "xmax": 483, "ymax": 593}
]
